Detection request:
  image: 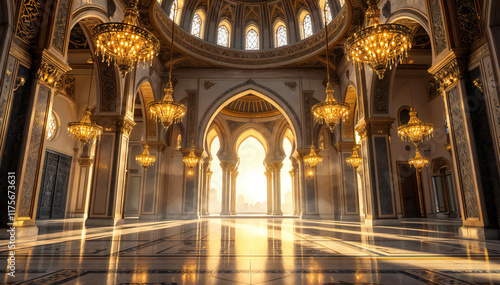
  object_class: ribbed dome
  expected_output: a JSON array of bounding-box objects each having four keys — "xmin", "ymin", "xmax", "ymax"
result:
[{"xmin": 221, "ymin": 95, "xmax": 281, "ymax": 117}]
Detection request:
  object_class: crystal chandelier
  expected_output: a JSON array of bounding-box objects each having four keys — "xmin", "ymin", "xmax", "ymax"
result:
[
  {"xmin": 304, "ymin": 145, "xmax": 323, "ymax": 168},
  {"xmin": 312, "ymin": 9, "xmax": 350, "ymax": 132},
  {"xmin": 346, "ymin": 145, "xmax": 363, "ymax": 169},
  {"xmin": 68, "ymin": 58, "xmax": 103, "ymax": 143},
  {"xmin": 344, "ymin": 0, "xmax": 413, "ymax": 79},
  {"xmin": 183, "ymin": 143, "xmax": 200, "ymax": 175},
  {"xmin": 135, "ymin": 144, "xmax": 156, "ymax": 169},
  {"xmin": 397, "ymin": 107, "xmax": 434, "ymax": 146},
  {"xmin": 148, "ymin": 8, "xmax": 186, "ymax": 131},
  {"xmin": 409, "ymin": 148, "xmax": 429, "ymax": 172},
  {"xmin": 93, "ymin": 0, "xmax": 159, "ymax": 77}
]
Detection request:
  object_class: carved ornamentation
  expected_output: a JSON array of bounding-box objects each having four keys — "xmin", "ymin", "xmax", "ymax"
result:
[
  {"xmin": 373, "ymin": 70, "xmax": 391, "ymax": 114},
  {"xmin": 447, "ymin": 87, "xmax": 479, "ymax": 219},
  {"xmin": 69, "ymin": 24, "xmax": 89, "ymax": 50},
  {"xmin": 118, "ymin": 119, "xmax": 136, "ymax": 137},
  {"xmin": 52, "ymin": 0, "xmax": 71, "ymax": 54},
  {"xmin": 433, "ymin": 58, "xmax": 467, "ymax": 91},
  {"xmin": 55, "ymin": 75, "xmax": 76, "ymax": 100},
  {"xmin": 15, "ymin": 0, "xmax": 43, "ymax": 45},
  {"xmin": 427, "ymin": 78, "xmax": 438, "ymax": 101},
  {"xmin": 203, "ymin": 81, "xmax": 216, "ymax": 90},
  {"xmin": 428, "ymin": 0, "xmax": 448, "ymax": 56},
  {"xmin": 284, "ymin": 81, "xmax": 297, "ymax": 91},
  {"xmin": 36, "ymin": 59, "xmax": 64, "ymax": 87},
  {"xmin": 98, "ymin": 61, "xmax": 117, "ymax": 112},
  {"xmin": 453, "ymin": 0, "xmax": 482, "ymax": 45}
]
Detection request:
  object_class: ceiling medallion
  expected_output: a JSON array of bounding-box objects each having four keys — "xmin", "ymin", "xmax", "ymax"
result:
[
  {"xmin": 136, "ymin": 144, "xmax": 156, "ymax": 169},
  {"xmin": 344, "ymin": 0, "xmax": 413, "ymax": 79},
  {"xmin": 346, "ymin": 145, "xmax": 363, "ymax": 169},
  {"xmin": 67, "ymin": 58, "xmax": 103, "ymax": 143},
  {"xmin": 93, "ymin": 0, "xmax": 160, "ymax": 77},
  {"xmin": 148, "ymin": 9, "xmax": 186, "ymax": 131},
  {"xmin": 312, "ymin": 9, "xmax": 350, "ymax": 132},
  {"xmin": 409, "ymin": 148, "xmax": 429, "ymax": 172},
  {"xmin": 183, "ymin": 144, "xmax": 200, "ymax": 175},
  {"xmin": 397, "ymin": 107, "xmax": 434, "ymax": 146}
]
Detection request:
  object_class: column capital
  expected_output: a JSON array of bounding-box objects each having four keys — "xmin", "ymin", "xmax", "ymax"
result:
[
  {"xmin": 78, "ymin": 157, "xmax": 94, "ymax": 166},
  {"xmin": 269, "ymin": 162, "xmax": 283, "ymax": 171},
  {"xmin": 355, "ymin": 117, "xmax": 395, "ymax": 140},
  {"xmin": 220, "ymin": 161, "xmax": 232, "ymax": 171},
  {"xmin": 333, "ymin": 141, "xmax": 357, "ymax": 153},
  {"xmin": 117, "ymin": 117, "xmax": 136, "ymax": 138},
  {"xmin": 428, "ymin": 50, "xmax": 468, "ymax": 92},
  {"xmin": 33, "ymin": 50, "xmax": 72, "ymax": 87}
]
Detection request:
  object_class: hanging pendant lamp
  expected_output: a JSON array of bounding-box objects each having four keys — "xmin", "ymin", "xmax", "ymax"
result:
[
  {"xmin": 136, "ymin": 144, "xmax": 156, "ymax": 169},
  {"xmin": 346, "ymin": 145, "xmax": 363, "ymax": 169}
]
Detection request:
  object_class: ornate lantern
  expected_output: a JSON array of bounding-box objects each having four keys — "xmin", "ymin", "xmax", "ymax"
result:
[
  {"xmin": 135, "ymin": 144, "xmax": 156, "ymax": 169},
  {"xmin": 346, "ymin": 145, "xmax": 363, "ymax": 169},
  {"xmin": 344, "ymin": 0, "xmax": 413, "ymax": 79},
  {"xmin": 93, "ymin": 0, "xmax": 160, "ymax": 77},
  {"xmin": 312, "ymin": 8, "xmax": 350, "ymax": 132},
  {"xmin": 148, "ymin": 8, "xmax": 186, "ymax": 131},
  {"xmin": 409, "ymin": 148, "xmax": 429, "ymax": 172},
  {"xmin": 183, "ymin": 144, "xmax": 200, "ymax": 175},
  {"xmin": 304, "ymin": 145, "xmax": 323, "ymax": 168},
  {"xmin": 68, "ymin": 108, "xmax": 103, "ymax": 143},
  {"xmin": 397, "ymin": 107, "xmax": 434, "ymax": 146}
]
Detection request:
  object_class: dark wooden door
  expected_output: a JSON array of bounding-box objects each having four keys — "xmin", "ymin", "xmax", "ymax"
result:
[
  {"xmin": 37, "ymin": 150, "xmax": 72, "ymax": 219},
  {"xmin": 397, "ymin": 162, "xmax": 421, "ymax": 218}
]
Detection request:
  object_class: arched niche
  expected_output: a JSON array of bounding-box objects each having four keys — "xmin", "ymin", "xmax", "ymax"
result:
[
  {"xmin": 342, "ymin": 85, "xmax": 358, "ymax": 140},
  {"xmin": 234, "ymin": 127, "xmax": 269, "ymax": 157}
]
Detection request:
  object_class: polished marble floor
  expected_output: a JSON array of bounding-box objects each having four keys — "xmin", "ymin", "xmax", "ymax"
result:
[{"xmin": 2, "ymin": 218, "xmax": 500, "ymax": 284}]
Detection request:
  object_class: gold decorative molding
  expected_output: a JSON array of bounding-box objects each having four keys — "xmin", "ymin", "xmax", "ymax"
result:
[
  {"xmin": 34, "ymin": 51, "xmax": 72, "ymax": 87},
  {"xmin": 333, "ymin": 141, "xmax": 357, "ymax": 153},
  {"xmin": 118, "ymin": 118, "xmax": 136, "ymax": 138},
  {"xmin": 428, "ymin": 51, "xmax": 468, "ymax": 91},
  {"xmin": 203, "ymin": 81, "xmax": 216, "ymax": 90},
  {"xmin": 355, "ymin": 118, "xmax": 395, "ymax": 140}
]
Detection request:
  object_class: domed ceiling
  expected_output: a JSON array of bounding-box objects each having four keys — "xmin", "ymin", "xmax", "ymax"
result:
[{"xmin": 221, "ymin": 95, "xmax": 281, "ymax": 117}]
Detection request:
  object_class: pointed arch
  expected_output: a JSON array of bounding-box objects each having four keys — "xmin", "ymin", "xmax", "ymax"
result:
[
  {"xmin": 245, "ymin": 24, "xmax": 259, "ymax": 50},
  {"xmin": 217, "ymin": 19, "xmax": 231, "ymax": 47}
]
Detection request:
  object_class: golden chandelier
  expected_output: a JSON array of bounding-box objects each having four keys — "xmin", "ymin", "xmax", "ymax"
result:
[
  {"xmin": 148, "ymin": 8, "xmax": 186, "ymax": 131},
  {"xmin": 409, "ymin": 148, "xmax": 429, "ymax": 172},
  {"xmin": 68, "ymin": 108, "xmax": 103, "ymax": 143},
  {"xmin": 397, "ymin": 107, "xmax": 434, "ymax": 146},
  {"xmin": 93, "ymin": 0, "xmax": 159, "ymax": 77},
  {"xmin": 304, "ymin": 145, "xmax": 323, "ymax": 168},
  {"xmin": 136, "ymin": 144, "xmax": 156, "ymax": 169},
  {"xmin": 183, "ymin": 144, "xmax": 200, "ymax": 175},
  {"xmin": 312, "ymin": 9, "xmax": 350, "ymax": 132},
  {"xmin": 344, "ymin": 0, "xmax": 413, "ymax": 79},
  {"xmin": 346, "ymin": 145, "xmax": 363, "ymax": 169}
]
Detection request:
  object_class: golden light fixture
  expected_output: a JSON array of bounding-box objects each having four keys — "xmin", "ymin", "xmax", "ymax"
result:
[
  {"xmin": 312, "ymin": 8, "xmax": 350, "ymax": 132},
  {"xmin": 397, "ymin": 107, "xmax": 434, "ymax": 146},
  {"xmin": 67, "ymin": 58, "xmax": 103, "ymax": 143},
  {"xmin": 344, "ymin": 0, "xmax": 413, "ymax": 79},
  {"xmin": 135, "ymin": 144, "xmax": 156, "ymax": 169},
  {"xmin": 409, "ymin": 148, "xmax": 429, "ymax": 172},
  {"xmin": 183, "ymin": 143, "xmax": 200, "ymax": 175},
  {"xmin": 148, "ymin": 8, "xmax": 186, "ymax": 131},
  {"xmin": 346, "ymin": 145, "xmax": 363, "ymax": 169},
  {"xmin": 93, "ymin": 0, "xmax": 159, "ymax": 77},
  {"xmin": 304, "ymin": 145, "xmax": 323, "ymax": 168}
]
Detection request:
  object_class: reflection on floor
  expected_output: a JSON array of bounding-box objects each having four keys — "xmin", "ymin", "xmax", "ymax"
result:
[{"xmin": 2, "ymin": 218, "xmax": 500, "ymax": 284}]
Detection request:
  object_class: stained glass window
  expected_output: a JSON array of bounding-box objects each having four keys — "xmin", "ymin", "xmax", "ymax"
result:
[
  {"xmin": 217, "ymin": 25, "xmax": 229, "ymax": 47},
  {"xmin": 47, "ymin": 111, "xmax": 57, "ymax": 140},
  {"xmin": 169, "ymin": 0, "xmax": 178, "ymax": 20},
  {"xmin": 191, "ymin": 13, "xmax": 202, "ymax": 38},
  {"xmin": 246, "ymin": 28, "xmax": 259, "ymax": 50},
  {"xmin": 303, "ymin": 14, "xmax": 313, "ymax": 38},
  {"xmin": 325, "ymin": 1, "xmax": 332, "ymax": 24},
  {"xmin": 275, "ymin": 24, "xmax": 287, "ymax": 47}
]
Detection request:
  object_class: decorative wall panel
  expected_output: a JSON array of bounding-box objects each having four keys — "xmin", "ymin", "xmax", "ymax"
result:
[
  {"xmin": 342, "ymin": 152, "xmax": 358, "ymax": 214},
  {"xmin": 52, "ymin": 0, "xmax": 71, "ymax": 54},
  {"xmin": 15, "ymin": 0, "xmax": 43, "ymax": 45},
  {"xmin": 373, "ymin": 136, "xmax": 394, "ymax": 217},
  {"xmin": 482, "ymin": 56, "xmax": 500, "ymax": 151},
  {"xmin": 91, "ymin": 134, "xmax": 114, "ymax": 215},
  {"xmin": 447, "ymin": 86, "xmax": 479, "ymax": 218},
  {"xmin": 0, "ymin": 56, "xmax": 16, "ymax": 142},
  {"xmin": 453, "ymin": 0, "xmax": 482, "ymax": 45},
  {"xmin": 142, "ymin": 150, "xmax": 157, "ymax": 214},
  {"xmin": 99, "ymin": 61, "xmax": 117, "ymax": 112},
  {"xmin": 428, "ymin": 0, "xmax": 448, "ymax": 56},
  {"xmin": 373, "ymin": 71, "xmax": 391, "ymax": 114},
  {"xmin": 18, "ymin": 86, "xmax": 50, "ymax": 218}
]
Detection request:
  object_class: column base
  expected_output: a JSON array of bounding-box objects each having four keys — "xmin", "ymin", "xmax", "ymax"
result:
[
  {"xmin": 459, "ymin": 226, "xmax": 500, "ymax": 240},
  {"xmin": 272, "ymin": 211, "xmax": 283, "ymax": 216},
  {"xmin": 220, "ymin": 210, "xmax": 231, "ymax": 215},
  {"xmin": 340, "ymin": 214, "xmax": 361, "ymax": 222},
  {"xmin": 230, "ymin": 211, "xmax": 236, "ymax": 215},
  {"xmin": 363, "ymin": 218, "xmax": 401, "ymax": 226},
  {"xmin": 85, "ymin": 218, "xmax": 124, "ymax": 227},
  {"xmin": 301, "ymin": 213, "xmax": 321, "ymax": 219},
  {"xmin": 0, "ymin": 226, "xmax": 38, "ymax": 239},
  {"xmin": 201, "ymin": 210, "xmax": 210, "ymax": 216}
]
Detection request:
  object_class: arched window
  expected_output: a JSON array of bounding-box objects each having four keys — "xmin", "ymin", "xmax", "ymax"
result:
[
  {"xmin": 191, "ymin": 12, "xmax": 202, "ymax": 38},
  {"xmin": 47, "ymin": 111, "xmax": 58, "ymax": 140},
  {"xmin": 246, "ymin": 28, "xmax": 259, "ymax": 50},
  {"xmin": 169, "ymin": 0, "xmax": 178, "ymax": 20},
  {"xmin": 325, "ymin": 1, "xmax": 332, "ymax": 24},
  {"xmin": 339, "ymin": 0, "xmax": 345, "ymax": 7},
  {"xmin": 275, "ymin": 23, "xmax": 287, "ymax": 47},
  {"xmin": 217, "ymin": 23, "xmax": 230, "ymax": 47},
  {"xmin": 302, "ymin": 14, "xmax": 313, "ymax": 38}
]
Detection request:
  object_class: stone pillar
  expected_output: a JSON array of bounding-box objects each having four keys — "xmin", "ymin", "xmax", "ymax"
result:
[
  {"xmin": 86, "ymin": 117, "xmax": 135, "ymax": 226},
  {"xmin": 334, "ymin": 142, "xmax": 360, "ymax": 221},
  {"xmin": 140, "ymin": 142, "xmax": 164, "ymax": 220},
  {"xmin": 179, "ymin": 147, "xmax": 203, "ymax": 219},
  {"xmin": 220, "ymin": 161, "xmax": 232, "ymax": 215},
  {"xmin": 265, "ymin": 166, "xmax": 273, "ymax": 215},
  {"xmin": 271, "ymin": 162, "xmax": 283, "ymax": 215},
  {"xmin": 291, "ymin": 159, "xmax": 301, "ymax": 216},
  {"xmin": 430, "ymin": 54, "xmax": 500, "ymax": 239},
  {"xmin": 0, "ymin": 52, "xmax": 70, "ymax": 237},
  {"xmin": 73, "ymin": 140, "xmax": 97, "ymax": 218},
  {"xmin": 229, "ymin": 166, "xmax": 238, "ymax": 215},
  {"xmin": 355, "ymin": 118, "xmax": 398, "ymax": 226},
  {"xmin": 296, "ymin": 150, "xmax": 320, "ymax": 219},
  {"xmin": 200, "ymin": 160, "xmax": 211, "ymax": 216},
  {"xmin": 205, "ymin": 168, "xmax": 213, "ymax": 215}
]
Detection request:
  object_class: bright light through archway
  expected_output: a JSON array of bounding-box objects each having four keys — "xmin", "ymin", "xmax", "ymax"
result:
[
  {"xmin": 236, "ymin": 137, "xmax": 267, "ymax": 213},
  {"xmin": 209, "ymin": 137, "xmax": 222, "ymax": 214},
  {"xmin": 281, "ymin": 138, "xmax": 293, "ymax": 214}
]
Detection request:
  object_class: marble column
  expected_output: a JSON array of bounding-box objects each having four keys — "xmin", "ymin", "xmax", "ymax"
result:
[
  {"xmin": 0, "ymin": 52, "xmax": 70, "ymax": 237},
  {"xmin": 271, "ymin": 162, "xmax": 283, "ymax": 215},
  {"xmin": 291, "ymin": 159, "xmax": 301, "ymax": 216},
  {"xmin": 229, "ymin": 166, "xmax": 238, "ymax": 215},
  {"xmin": 220, "ymin": 161, "xmax": 232, "ymax": 215},
  {"xmin": 86, "ymin": 118, "xmax": 135, "ymax": 226},
  {"xmin": 200, "ymin": 161, "xmax": 211, "ymax": 216},
  {"xmin": 296, "ymin": 150, "xmax": 320, "ymax": 219},
  {"xmin": 205, "ymin": 169, "xmax": 213, "ymax": 215},
  {"xmin": 265, "ymin": 167, "xmax": 273, "ymax": 215},
  {"xmin": 73, "ymin": 140, "xmax": 97, "ymax": 218}
]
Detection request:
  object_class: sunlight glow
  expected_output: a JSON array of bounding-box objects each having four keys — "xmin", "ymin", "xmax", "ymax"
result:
[{"xmin": 209, "ymin": 137, "xmax": 222, "ymax": 214}]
